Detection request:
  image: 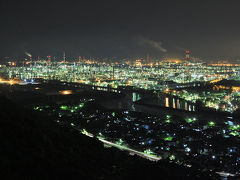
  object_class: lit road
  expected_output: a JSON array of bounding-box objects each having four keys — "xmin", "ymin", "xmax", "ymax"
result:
[
  {"xmin": 98, "ymin": 133, "xmax": 236, "ymax": 178},
  {"xmin": 99, "ymin": 138, "xmax": 162, "ymax": 161},
  {"xmin": 79, "ymin": 129, "xmax": 162, "ymax": 161},
  {"xmin": 216, "ymin": 171, "xmax": 236, "ymax": 178}
]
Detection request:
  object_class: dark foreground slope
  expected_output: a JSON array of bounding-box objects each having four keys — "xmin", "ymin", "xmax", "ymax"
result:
[{"xmin": 0, "ymin": 96, "xmax": 216, "ymax": 179}]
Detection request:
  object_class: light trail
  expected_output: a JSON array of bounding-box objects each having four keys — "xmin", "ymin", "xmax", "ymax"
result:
[
  {"xmin": 78, "ymin": 129, "xmax": 161, "ymax": 161},
  {"xmin": 216, "ymin": 171, "xmax": 236, "ymax": 177},
  {"xmin": 99, "ymin": 138, "xmax": 162, "ymax": 161}
]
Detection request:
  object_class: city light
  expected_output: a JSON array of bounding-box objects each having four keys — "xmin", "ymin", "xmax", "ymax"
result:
[{"xmin": 59, "ymin": 90, "xmax": 72, "ymax": 95}]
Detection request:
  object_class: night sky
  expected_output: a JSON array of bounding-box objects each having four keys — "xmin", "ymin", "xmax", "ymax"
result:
[{"xmin": 1, "ymin": 0, "xmax": 240, "ymax": 60}]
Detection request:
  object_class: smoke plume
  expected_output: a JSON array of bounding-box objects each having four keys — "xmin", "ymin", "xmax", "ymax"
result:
[
  {"xmin": 137, "ymin": 36, "xmax": 167, "ymax": 53},
  {"xmin": 25, "ymin": 52, "xmax": 32, "ymax": 57}
]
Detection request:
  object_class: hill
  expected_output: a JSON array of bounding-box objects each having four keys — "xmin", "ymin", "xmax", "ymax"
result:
[{"xmin": 0, "ymin": 95, "xmax": 216, "ymax": 179}]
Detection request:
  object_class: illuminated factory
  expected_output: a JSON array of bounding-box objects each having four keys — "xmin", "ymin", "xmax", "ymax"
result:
[{"xmin": 1, "ymin": 51, "xmax": 239, "ymax": 91}]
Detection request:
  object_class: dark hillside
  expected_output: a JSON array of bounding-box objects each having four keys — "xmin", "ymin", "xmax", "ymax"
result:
[{"xmin": 0, "ymin": 95, "xmax": 216, "ymax": 179}]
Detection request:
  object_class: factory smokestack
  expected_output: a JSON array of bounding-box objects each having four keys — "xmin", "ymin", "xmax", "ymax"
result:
[
  {"xmin": 63, "ymin": 52, "xmax": 66, "ymax": 62},
  {"xmin": 47, "ymin": 56, "xmax": 51, "ymax": 62},
  {"xmin": 185, "ymin": 50, "xmax": 190, "ymax": 61}
]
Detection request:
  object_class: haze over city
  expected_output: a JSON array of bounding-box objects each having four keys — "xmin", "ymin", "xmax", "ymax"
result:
[
  {"xmin": 2, "ymin": 1, "xmax": 240, "ymax": 179},
  {"xmin": 1, "ymin": 0, "xmax": 240, "ymax": 60}
]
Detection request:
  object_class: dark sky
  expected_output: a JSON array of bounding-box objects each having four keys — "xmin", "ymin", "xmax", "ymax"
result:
[{"xmin": 1, "ymin": 0, "xmax": 240, "ymax": 60}]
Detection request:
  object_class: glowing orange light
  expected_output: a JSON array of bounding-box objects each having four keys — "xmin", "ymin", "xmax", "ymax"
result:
[
  {"xmin": 9, "ymin": 80, "xmax": 16, "ymax": 85},
  {"xmin": 59, "ymin": 90, "xmax": 72, "ymax": 95},
  {"xmin": 210, "ymin": 79, "xmax": 222, "ymax": 84}
]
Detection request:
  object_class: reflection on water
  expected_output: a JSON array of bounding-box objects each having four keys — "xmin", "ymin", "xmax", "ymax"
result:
[
  {"xmin": 165, "ymin": 97, "xmax": 195, "ymax": 112},
  {"xmin": 132, "ymin": 92, "xmax": 141, "ymax": 102},
  {"xmin": 177, "ymin": 99, "xmax": 180, "ymax": 109},
  {"xmin": 189, "ymin": 104, "xmax": 192, "ymax": 111},
  {"xmin": 165, "ymin": 97, "xmax": 169, "ymax": 107},
  {"xmin": 99, "ymin": 92, "xmax": 195, "ymax": 113},
  {"xmin": 173, "ymin": 98, "xmax": 176, "ymax": 109}
]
